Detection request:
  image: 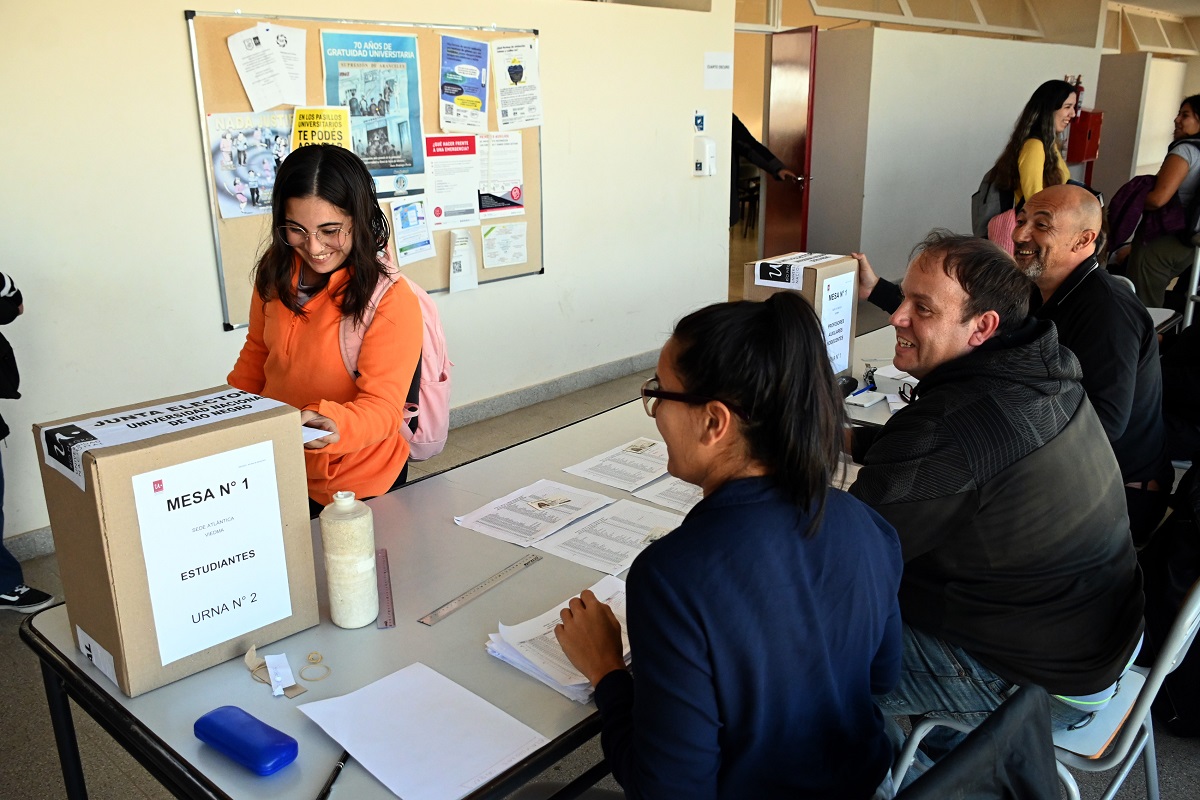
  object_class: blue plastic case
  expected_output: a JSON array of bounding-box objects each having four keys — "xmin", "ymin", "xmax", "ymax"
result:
[{"xmin": 194, "ymin": 706, "xmax": 298, "ymax": 776}]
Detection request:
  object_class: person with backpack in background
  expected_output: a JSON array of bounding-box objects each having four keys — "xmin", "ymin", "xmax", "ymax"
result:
[
  {"xmin": 1124, "ymin": 95, "xmax": 1200, "ymax": 308},
  {"xmin": 0, "ymin": 273, "xmax": 54, "ymax": 613},
  {"xmin": 974, "ymin": 81, "xmax": 1077, "ymax": 252},
  {"xmin": 228, "ymin": 144, "xmax": 423, "ymax": 518}
]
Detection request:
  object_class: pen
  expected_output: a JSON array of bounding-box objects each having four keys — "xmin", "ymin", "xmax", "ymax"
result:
[
  {"xmin": 850, "ymin": 385, "xmax": 875, "ymax": 397},
  {"xmin": 315, "ymin": 750, "xmax": 350, "ymax": 800}
]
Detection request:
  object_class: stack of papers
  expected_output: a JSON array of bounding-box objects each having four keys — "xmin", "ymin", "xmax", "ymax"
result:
[{"xmin": 487, "ymin": 575, "xmax": 629, "ymax": 703}]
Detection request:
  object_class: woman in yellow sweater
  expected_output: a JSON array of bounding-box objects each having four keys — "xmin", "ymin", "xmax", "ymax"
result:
[
  {"xmin": 228, "ymin": 144, "xmax": 423, "ymax": 515},
  {"xmin": 989, "ymin": 80, "xmax": 1077, "ymax": 207}
]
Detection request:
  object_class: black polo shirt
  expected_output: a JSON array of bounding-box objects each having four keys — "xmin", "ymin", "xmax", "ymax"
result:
[{"xmin": 1029, "ymin": 256, "xmax": 1167, "ymax": 483}]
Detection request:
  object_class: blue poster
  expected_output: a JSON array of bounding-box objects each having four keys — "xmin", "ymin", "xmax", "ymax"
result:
[
  {"xmin": 321, "ymin": 30, "xmax": 425, "ymax": 196},
  {"xmin": 439, "ymin": 35, "xmax": 489, "ymax": 134}
]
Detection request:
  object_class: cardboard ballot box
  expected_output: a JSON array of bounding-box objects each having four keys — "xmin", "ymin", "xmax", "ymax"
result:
[
  {"xmin": 743, "ymin": 252, "xmax": 858, "ymax": 377},
  {"xmin": 34, "ymin": 386, "xmax": 318, "ymax": 697}
]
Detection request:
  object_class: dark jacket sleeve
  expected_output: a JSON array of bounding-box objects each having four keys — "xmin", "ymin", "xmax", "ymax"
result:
[
  {"xmin": 732, "ymin": 114, "xmax": 785, "ymax": 176},
  {"xmin": 1059, "ymin": 291, "xmax": 1143, "ymax": 444},
  {"xmin": 595, "ymin": 558, "xmax": 720, "ymax": 800},
  {"xmin": 868, "ymin": 278, "xmax": 903, "ymax": 315}
]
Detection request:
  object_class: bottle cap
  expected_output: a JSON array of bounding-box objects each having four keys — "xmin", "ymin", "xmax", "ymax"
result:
[{"xmin": 332, "ymin": 491, "xmax": 356, "ymax": 508}]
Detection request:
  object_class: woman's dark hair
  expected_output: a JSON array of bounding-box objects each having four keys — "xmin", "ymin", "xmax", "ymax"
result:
[
  {"xmin": 1182, "ymin": 95, "xmax": 1200, "ymax": 128},
  {"xmin": 989, "ymin": 80, "xmax": 1076, "ymax": 195},
  {"xmin": 671, "ymin": 292, "xmax": 846, "ymax": 534},
  {"xmin": 251, "ymin": 144, "xmax": 390, "ymax": 324}
]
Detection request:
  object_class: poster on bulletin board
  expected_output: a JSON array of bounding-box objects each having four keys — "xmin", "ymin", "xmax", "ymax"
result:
[{"xmin": 186, "ymin": 11, "xmax": 544, "ymax": 329}]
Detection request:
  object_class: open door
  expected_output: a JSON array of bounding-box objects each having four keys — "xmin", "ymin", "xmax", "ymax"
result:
[{"xmin": 761, "ymin": 26, "xmax": 817, "ymax": 256}]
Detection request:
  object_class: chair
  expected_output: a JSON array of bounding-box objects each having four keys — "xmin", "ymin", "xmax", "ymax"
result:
[
  {"xmin": 892, "ymin": 685, "xmax": 1061, "ymax": 799},
  {"xmin": 1053, "ymin": 577, "xmax": 1200, "ymax": 800},
  {"xmin": 1185, "ymin": 247, "xmax": 1200, "ymax": 329}
]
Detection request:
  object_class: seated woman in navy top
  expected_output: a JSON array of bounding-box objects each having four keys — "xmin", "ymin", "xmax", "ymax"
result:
[{"xmin": 555, "ymin": 292, "xmax": 904, "ymax": 800}]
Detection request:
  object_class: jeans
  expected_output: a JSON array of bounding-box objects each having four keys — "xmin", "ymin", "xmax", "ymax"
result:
[
  {"xmin": 0, "ymin": 451, "xmax": 22, "ymax": 590},
  {"xmin": 876, "ymin": 624, "xmax": 1089, "ymax": 784}
]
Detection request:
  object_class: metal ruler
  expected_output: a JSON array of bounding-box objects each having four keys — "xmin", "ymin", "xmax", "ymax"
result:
[
  {"xmin": 418, "ymin": 553, "xmax": 542, "ymax": 626},
  {"xmin": 376, "ymin": 549, "xmax": 395, "ymax": 629}
]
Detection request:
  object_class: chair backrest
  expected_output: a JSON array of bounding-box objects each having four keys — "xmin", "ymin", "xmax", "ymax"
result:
[{"xmin": 1097, "ymin": 578, "xmax": 1200, "ymax": 762}]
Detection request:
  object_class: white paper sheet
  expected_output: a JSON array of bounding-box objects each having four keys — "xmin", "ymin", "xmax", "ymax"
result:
[
  {"xmin": 492, "ymin": 38, "xmax": 542, "ymax": 130},
  {"xmin": 133, "ymin": 441, "xmax": 292, "ymax": 666},
  {"xmin": 425, "ymin": 135, "xmax": 481, "ymax": 230},
  {"xmin": 300, "ymin": 662, "xmax": 548, "ymax": 800},
  {"xmin": 226, "ymin": 25, "xmax": 291, "ymax": 111},
  {"xmin": 390, "ymin": 199, "xmax": 437, "ymax": 267},
  {"xmin": 482, "ymin": 223, "xmax": 527, "ymax": 269},
  {"xmin": 478, "ymin": 133, "xmax": 525, "ymax": 219},
  {"xmin": 454, "ymin": 479, "xmax": 615, "ymax": 546},
  {"xmin": 534, "ymin": 500, "xmax": 683, "ymax": 575},
  {"xmin": 821, "ymin": 271, "xmax": 855, "ymax": 374},
  {"xmin": 496, "ymin": 575, "xmax": 629, "ymax": 688},
  {"xmin": 449, "ymin": 230, "xmax": 479, "ymax": 293},
  {"xmin": 255, "ymin": 22, "xmax": 306, "ymax": 105},
  {"xmin": 562, "ymin": 437, "xmax": 669, "ymax": 492},
  {"xmin": 632, "ymin": 475, "xmax": 703, "ymax": 514},
  {"xmin": 703, "ymin": 51, "xmax": 734, "ymax": 90}
]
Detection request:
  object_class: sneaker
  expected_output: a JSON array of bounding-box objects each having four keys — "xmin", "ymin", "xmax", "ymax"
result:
[{"xmin": 0, "ymin": 584, "xmax": 55, "ymax": 613}]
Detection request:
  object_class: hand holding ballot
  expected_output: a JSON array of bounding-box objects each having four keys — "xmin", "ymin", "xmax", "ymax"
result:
[
  {"xmin": 554, "ymin": 589, "xmax": 628, "ymax": 687},
  {"xmin": 300, "ymin": 410, "xmax": 339, "ymax": 450}
]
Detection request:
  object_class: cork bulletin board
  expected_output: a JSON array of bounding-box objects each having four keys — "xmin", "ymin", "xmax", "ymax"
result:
[{"xmin": 186, "ymin": 10, "xmax": 543, "ymax": 328}]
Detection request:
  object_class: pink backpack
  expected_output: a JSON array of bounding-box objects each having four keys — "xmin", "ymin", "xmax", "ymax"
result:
[{"xmin": 339, "ymin": 254, "xmax": 452, "ymax": 461}]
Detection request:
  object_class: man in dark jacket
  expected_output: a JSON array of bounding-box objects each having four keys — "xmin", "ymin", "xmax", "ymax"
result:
[
  {"xmin": 848, "ymin": 232, "xmax": 1144, "ymax": 762},
  {"xmin": 1013, "ymin": 184, "xmax": 1170, "ymax": 542},
  {"xmin": 0, "ymin": 273, "xmax": 53, "ymax": 613},
  {"xmin": 856, "ymin": 185, "xmax": 1169, "ymax": 542}
]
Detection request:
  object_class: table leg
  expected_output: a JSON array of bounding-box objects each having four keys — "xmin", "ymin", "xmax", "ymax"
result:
[
  {"xmin": 40, "ymin": 660, "xmax": 89, "ymax": 800},
  {"xmin": 544, "ymin": 761, "xmax": 611, "ymax": 799}
]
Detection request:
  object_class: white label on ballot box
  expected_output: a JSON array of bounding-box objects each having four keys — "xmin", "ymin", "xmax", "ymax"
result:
[
  {"xmin": 821, "ymin": 271, "xmax": 854, "ymax": 374},
  {"xmin": 132, "ymin": 441, "xmax": 292, "ymax": 666},
  {"xmin": 753, "ymin": 252, "xmax": 844, "ymax": 287},
  {"xmin": 41, "ymin": 389, "xmax": 284, "ymax": 491}
]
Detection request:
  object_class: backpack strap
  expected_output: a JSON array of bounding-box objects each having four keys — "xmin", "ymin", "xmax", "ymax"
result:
[{"xmin": 339, "ymin": 252, "xmax": 399, "ymax": 379}]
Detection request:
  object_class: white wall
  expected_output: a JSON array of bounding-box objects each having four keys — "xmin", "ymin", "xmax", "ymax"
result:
[
  {"xmin": 1, "ymin": 0, "xmax": 734, "ymax": 539},
  {"xmin": 810, "ymin": 27, "xmax": 1101, "ymax": 281},
  {"xmin": 1093, "ymin": 53, "xmax": 1151, "ymax": 199},
  {"xmin": 1136, "ymin": 58, "xmax": 1187, "ymax": 174},
  {"xmin": 807, "ymin": 28, "xmax": 873, "ymax": 258}
]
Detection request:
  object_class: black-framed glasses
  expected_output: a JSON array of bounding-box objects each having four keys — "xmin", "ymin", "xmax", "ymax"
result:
[
  {"xmin": 277, "ymin": 224, "xmax": 350, "ymax": 249},
  {"xmin": 640, "ymin": 377, "xmax": 749, "ymax": 420},
  {"xmin": 898, "ymin": 382, "xmax": 916, "ymax": 404}
]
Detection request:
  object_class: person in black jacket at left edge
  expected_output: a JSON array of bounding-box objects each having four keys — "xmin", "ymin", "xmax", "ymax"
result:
[
  {"xmin": 730, "ymin": 114, "xmax": 797, "ymax": 227},
  {"xmin": 0, "ymin": 273, "xmax": 54, "ymax": 614}
]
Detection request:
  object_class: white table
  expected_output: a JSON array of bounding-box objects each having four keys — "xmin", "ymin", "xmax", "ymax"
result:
[
  {"xmin": 23, "ymin": 402, "xmax": 661, "ymax": 800},
  {"xmin": 846, "ymin": 326, "xmax": 899, "ymax": 428}
]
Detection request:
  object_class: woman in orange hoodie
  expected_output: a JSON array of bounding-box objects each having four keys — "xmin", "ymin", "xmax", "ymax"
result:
[{"xmin": 229, "ymin": 144, "xmax": 422, "ymax": 515}]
